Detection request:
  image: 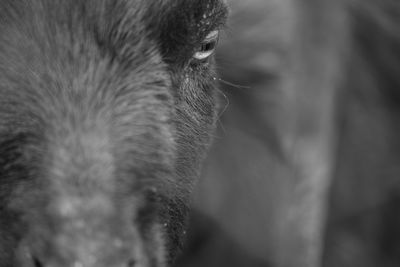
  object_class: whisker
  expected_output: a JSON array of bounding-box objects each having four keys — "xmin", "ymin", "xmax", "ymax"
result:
[
  {"xmin": 215, "ymin": 77, "xmax": 252, "ymax": 90},
  {"xmin": 215, "ymin": 87, "xmax": 230, "ymax": 119}
]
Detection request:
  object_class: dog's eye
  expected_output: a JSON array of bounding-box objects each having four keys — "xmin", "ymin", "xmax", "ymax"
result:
[{"xmin": 193, "ymin": 30, "xmax": 219, "ymax": 60}]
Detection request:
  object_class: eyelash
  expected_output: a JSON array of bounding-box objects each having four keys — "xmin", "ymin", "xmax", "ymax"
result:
[{"xmin": 193, "ymin": 30, "xmax": 219, "ymax": 60}]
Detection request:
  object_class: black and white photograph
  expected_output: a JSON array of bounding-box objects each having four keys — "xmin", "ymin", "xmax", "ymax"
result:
[{"xmin": 0, "ymin": 1, "xmax": 399, "ymax": 267}]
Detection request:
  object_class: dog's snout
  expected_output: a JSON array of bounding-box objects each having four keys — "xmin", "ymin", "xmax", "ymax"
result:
[
  {"xmin": 18, "ymin": 238, "xmax": 140, "ymax": 267},
  {"xmin": 16, "ymin": 213, "xmax": 147, "ymax": 267}
]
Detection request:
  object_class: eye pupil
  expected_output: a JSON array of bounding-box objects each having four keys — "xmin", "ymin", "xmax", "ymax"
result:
[{"xmin": 201, "ymin": 41, "xmax": 216, "ymax": 52}]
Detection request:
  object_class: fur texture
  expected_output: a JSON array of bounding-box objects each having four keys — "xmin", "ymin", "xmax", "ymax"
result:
[{"xmin": 0, "ymin": 1, "xmax": 227, "ymax": 266}]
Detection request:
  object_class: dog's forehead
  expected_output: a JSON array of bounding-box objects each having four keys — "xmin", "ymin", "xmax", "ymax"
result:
[
  {"xmin": 151, "ymin": 0, "xmax": 228, "ymax": 24},
  {"xmin": 153, "ymin": 0, "xmax": 226, "ymax": 11}
]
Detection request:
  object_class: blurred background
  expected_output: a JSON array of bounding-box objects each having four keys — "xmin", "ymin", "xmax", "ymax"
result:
[{"xmin": 178, "ymin": 0, "xmax": 400, "ymax": 267}]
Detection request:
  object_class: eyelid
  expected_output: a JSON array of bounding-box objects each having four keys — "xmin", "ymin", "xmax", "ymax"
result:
[{"xmin": 203, "ymin": 30, "xmax": 219, "ymax": 43}]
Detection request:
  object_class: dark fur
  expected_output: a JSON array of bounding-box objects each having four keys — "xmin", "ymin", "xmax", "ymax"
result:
[{"xmin": 0, "ymin": 0, "xmax": 227, "ymax": 266}]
